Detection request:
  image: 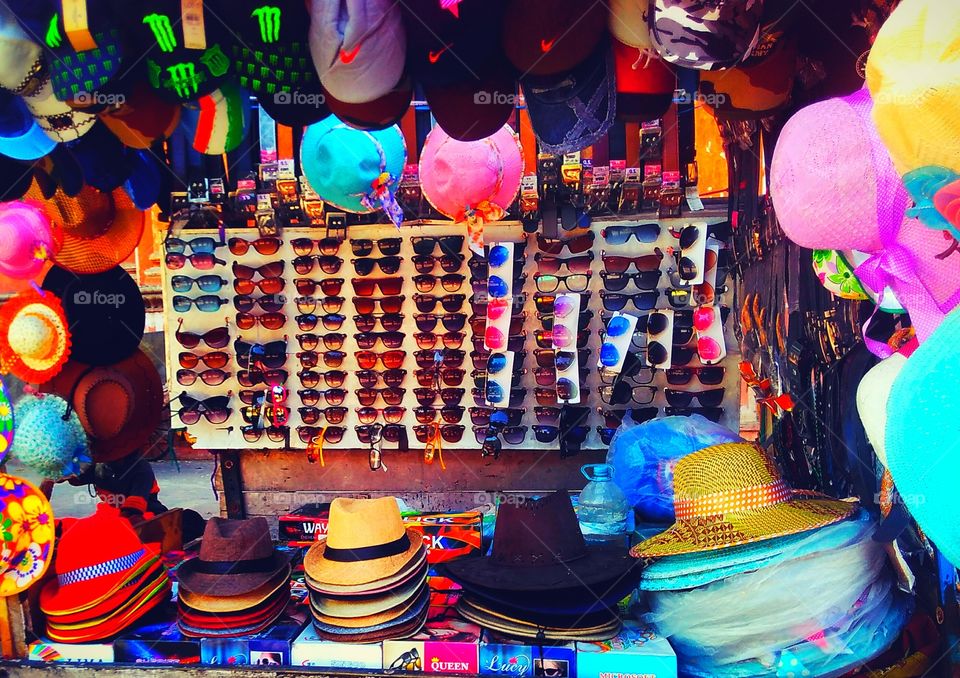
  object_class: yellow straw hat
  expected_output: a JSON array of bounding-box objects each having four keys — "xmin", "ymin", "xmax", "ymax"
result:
[
  {"xmin": 866, "ymin": 0, "xmax": 960, "ymax": 176},
  {"xmin": 632, "ymin": 443, "xmax": 856, "ymax": 559},
  {"xmin": 0, "ymin": 290, "xmax": 71, "ymax": 384}
]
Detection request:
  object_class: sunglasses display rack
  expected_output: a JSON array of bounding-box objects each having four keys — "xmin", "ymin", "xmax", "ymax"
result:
[{"xmin": 161, "ymin": 217, "xmax": 739, "ymax": 454}]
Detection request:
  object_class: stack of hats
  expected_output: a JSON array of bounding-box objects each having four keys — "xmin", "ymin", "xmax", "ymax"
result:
[
  {"xmin": 176, "ymin": 517, "xmax": 292, "ymax": 638},
  {"xmin": 440, "ymin": 491, "xmax": 641, "ymax": 641},
  {"xmin": 633, "ymin": 443, "xmax": 910, "ymax": 677},
  {"xmin": 304, "ymin": 497, "xmax": 429, "ymax": 642},
  {"xmin": 40, "ymin": 505, "xmax": 171, "ymax": 643}
]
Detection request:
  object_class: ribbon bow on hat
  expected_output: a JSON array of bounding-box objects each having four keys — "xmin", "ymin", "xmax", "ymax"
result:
[
  {"xmin": 361, "ymin": 171, "xmax": 405, "ymax": 229},
  {"xmin": 464, "ymin": 200, "xmax": 506, "ymax": 255}
]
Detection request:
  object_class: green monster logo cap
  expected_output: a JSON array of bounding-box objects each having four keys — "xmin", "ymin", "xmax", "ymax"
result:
[
  {"xmin": 251, "ymin": 5, "xmax": 282, "ymax": 43},
  {"xmin": 143, "ymin": 13, "xmax": 178, "ymax": 53}
]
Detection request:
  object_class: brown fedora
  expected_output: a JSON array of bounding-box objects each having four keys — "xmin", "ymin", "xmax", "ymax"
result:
[
  {"xmin": 177, "ymin": 517, "xmax": 292, "ymax": 598},
  {"xmin": 304, "ymin": 497, "xmax": 423, "ymax": 588},
  {"xmin": 41, "ymin": 348, "xmax": 163, "ymax": 462},
  {"xmin": 441, "ymin": 491, "xmax": 639, "ymax": 593}
]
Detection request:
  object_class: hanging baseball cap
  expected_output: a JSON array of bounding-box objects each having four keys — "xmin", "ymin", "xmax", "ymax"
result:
[
  {"xmin": 502, "ymin": 0, "xmax": 607, "ymax": 76},
  {"xmin": 324, "ymin": 78, "xmax": 413, "ymax": 131},
  {"xmin": 128, "ymin": 0, "xmax": 234, "ymax": 103},
  {"xmin": 309, "ymin": 0, "xmax": 407, "ymax": 105},
  {"xmin": 699, "ymin": 36, "xmax": 798, "ymax": 120},
  {"xmin": 522, "ymin": 42, "xmax": 616, "ymax": 154},
  {"xmin": 609, "ymin": 0, "xmax": 654, "ymax": 50},
  {"xmin": 226, "ymin": 0, "xmax": 328, "ymax": 126},
  {"xmin": 41, "ymin": 0, "xmax": 126, "ymax": 105},
  {"xmin": 648, "ymin": 0, "xmax": 764, "ymax": 70},
  {"xmin": 98, "ymin": 80, "xmax": 181, "ymax": 150},
  {"xmin": 41, "ymin": 265, "xmax": 145, "ymax": 366},
  {"xmin": 179, "ymin": 82, "xmax": 250, "ymax": 155},
  {"xmin": 65, "ymin": 123, "xmax": 134, "ymax": 192},
  {"xmin": 612, "ymin": 39, "xmax": 675, "ymax": 123},
  {"xmin": 424, "ymin": 64, "xmax": 517, "ymax": 142},
  {"xmin": 0, "ymin": 90, "xmax": 57, "ymax": 160}
]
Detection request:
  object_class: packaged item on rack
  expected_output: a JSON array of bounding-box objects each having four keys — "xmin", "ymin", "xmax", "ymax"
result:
[
  {"xmin": 576, "ymin": 622, "xmax": 677, "ymax": 678},
  {"xmin": 382, "ymin": 606, "xmax": 480, "ymax": 674},
  {"xmin": 479, "ymin": 631, "xmax": 576, "ymax": 678},
  {"xmin": 290, "ymin": 624, "xmax": 382, "ymax": 669}
]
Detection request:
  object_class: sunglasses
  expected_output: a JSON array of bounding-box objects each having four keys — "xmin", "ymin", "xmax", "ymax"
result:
[
  {"xmin": 171, "ymin": 275, "xmax": 228, "ymax": 294},
  {"xmin": 355, "ymin": 331, "xmax": 406, "ymax": 349},
  {"xmin": 352, "ymin": 277, "xmax": 403, "ymax": 296},
  {"xmin": 534, "ymin": 273, "xmax": 591, "ymax": 294},
  {"xmin": 472, "ymin": 369, "xmax": 528, "ymax": 392},
  {"xmin": 228, "ymin": 236, "xmax": 281, "ymax": 256},
  {"xmin": 536, "ymin": 231, "xmax": 595, "ymax": 254},
  {"xmin": 355, "ymin": 423, "xmax": 405, "ymax": 444},
  {"xmin": 165, "ymin": 252, "xmax": 225, "ymax": 271},
  {"xmin": 172, "ymin": 295, "xmax": 228, "ymax": 313},
  {"xmin": 176, "ymin": 368, "xmax": 231, "ymax": 386},
  {"xmin": 664, "ymin": 387, "xmax": 725, "ymax": 408},
  {"xmin": 293, "ymin": 313, "xmax": 345, "ymax": 331},
  {"xmin": 414, "ymin": 331, "xmax": 465, "ymax": 350},
  {"xmin": 353, "ymin": 295, "xmax": 405, "ymax": 315},
  {"xmin": 295, "ymin": 333, "xmax": 345, "ymax": 351},
  {"xmin": 599, "ymin": 289, "xmax": 661, "ymax": 312},
  {"xmin": 350, "ymin": 237, "xmax": 402, "ymax": 257},
  {"xmin": 598, "ymin": 383, "xmax": 658, "ymax": 405},
  {"xmin": 414, "ymin": 273, "xmax": 465, "ymax": 293},
  {"xmin": 414, "ymin": 406, "xmax": 466, "ymax": 424},
  {"xmin": 414, "ymin": 387, "xmax": 465, "ymax": 406},
  {"xmin": 601, "ymin": 223, "xmax": 661, "ymax": 245},
  {"xmin": 356, "ymin": 350, "xmax": 406, "ymax": 370},
  {"xmin": 178, "ymin": 351, "xmax": 229, "ymax": 369},
  {"xmin": 233, "ymin": 276, "xmax": 285, "ymax": 296},
  {"xmin": 414, "ymin": 424, "xmax": 465, "ymax": 443},
  {"xmin": 472, "ymin": 425, "xmax": 527, "ymax": 445},
  {"xmin": 414, "ymin": 367, "xmax": 465, "ymax": 387},
  {"xmin": 352, "ymin": 256, "xmax": 403, "ymax": 276},
  {"xmin": 411, "ymin": 235, "xmax": 464, "ymax": 256},
  {"xmin": 233, "ymin": 260, "xmax": 285, "ymax": 280},
  {"xmin": 599, "ymin": 407, "xmax": 659, "ymax": 429},
  {"xmin": 176, "ymin": 319, "xmax": 230, "ymax": 349},
  {"xmin": 236, "ymin": 312, "xmax": 286, "ymax": 330},
  {"xmin": 534, "ymin": 328, "xmax": 591, "ymax": 350},
  {"xmin": 233, "ymin": 294, "xmax": 286, "ymax": 314},
  {"xmin": 235, "ymin": 339, "xmax": 287, "ymax": 368},
  {"xmin": 412, "ymin": 253, "xmax": 464, "ymax": 274},
  {"xmin": 468, "ymin": 407, "xmax": 525, "ymax": 427},
  {"xmin": 414, "ymin": 313, "xmax": 467, "ymax": 333},
  {"xmin": 292, "ymin": 237, "xmax": 342, "ymax": 256},
  {"xmin": 355, "ymin": 387, "xmax": 406, "ymax": 407},
  {"xmin": 480, "ymin": 273, "xmax": 527, "ymax": 299},
  {"xmin": 599, "ymin": 364, "xmax": 655, "ymax": 384},
  {"xmin": 297, "ymin": 426, "xmax": 345, "ymax": 444},
  {"xmin": 356, "ymin": 407, "xmax": 406, "ymax": 425},
  {"xmin": 241, "ymin": 425, "xmax": 289, "ymax": 443},
  {"xmin": 533, "ymin": 252, "xmax": 594, "ymax": 275},
  {"xmin": 353, "ymin": 313, "xmax": 404, "ymax": 332},
  {"xmin": 357, "ymin": 369, "xmax": 407, "ymax": 388},
  {"xmin": 474, "ymin": 386, "xmax": 526, "ymax": 408},
  {"xmin": 237, "ymin": 369, "xmax": 288, "ymax": 387},
  {"xmin": 645, "ymin": 311, "xmax": 675, "ymax": 367},
  {"xmin": 533, "ymin": 348, "xmax": 590, "ymax": 369},
  {"xmin": 299, "ymin": 406, "xmax": 348, "ymax": 425},
  {"xmin": 677, "ymin": 225, "xmax": 702, "ymax": 281},
  {"xmin": 599, "ymin": 270, "xmax": 663, "ymax": 291},
  {"xmin": 413, "ymin": 293, "xmax": 465, "ymax": 314},
  {"xmin": 292, "ymin": 255, "xmax": 343, "ymax": 276},
  {"xmin": 536, "ymin": 310, "xmax": 593, "ymax": 332},
  {"xmin": 601, "ymin": 250, "xmax": 664, "ymax": 273},
  {"xmin": 415, "ymin": 349, "xmax": 465, "ymax": 369},
  {"xmin": 294, "ymin": 278, "xmax": 345, "ymax": 296},
  {"xmin": 176, "ymin": 393, "xmax": 232, "ymax": 425},
  {"xmin": 470, "ymin": 313, "xmax": 525, "ymax": 336},
  {"xmin": 470, "ymin": 293, "xmax": 525, "ymax": 317},
  {"xmin": 532, "ymin": 292, "xmax": 590, "ymax": 315},
  {"xmin": 165, "ymin": 236, "xmax": 223, "ymax": 255},
  {"xmin": 471, "ymin": 350, "xmax": 527, "ymax": 371}
]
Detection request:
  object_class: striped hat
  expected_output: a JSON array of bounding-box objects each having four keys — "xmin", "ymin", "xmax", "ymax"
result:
[{"xmin": 181, "ymin": 83, "xmax": 250, "ymax": 155}]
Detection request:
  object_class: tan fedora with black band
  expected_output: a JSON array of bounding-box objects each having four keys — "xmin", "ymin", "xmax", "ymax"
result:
[{"xmin": 304, "ymin": 497, "xmax": 423, "ymax": 588}]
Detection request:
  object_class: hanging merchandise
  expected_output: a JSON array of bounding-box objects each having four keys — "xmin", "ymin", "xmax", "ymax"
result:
[
  {"xmin": 0, "ymin": 289, "xmax": 71, "ymax": 383},
  {"xmin": 0, "ymin": 200, "xmax": 60, "ymax": 279},
  {"xmin": 180, "ymin": 83, "xmax": 251, "ymax": 156},
  {"xmin": 97, "ymin": 81, "xmax": 182, "ymax": 151},
  {"xmin": 647, "ymin": 0, "xmax": 765, "ymax": 71},
  {"xmin": 9, "ymin": 391, "xmax": 90, "ymax": 479},
  {"xmin": 0, "ymin": 472, "xmax": 54, "ymax": 596},
  {"xmin": 0, "ymin": 91, "xmax": 56, "ymax": 161},
  {"xmin": 501, "ymin": 0, "xmax": 605, "ymax": 76},
  {"xmin": 612, "ymin": 38, "xmax": 676, "ymax": 124},
  {"xmin": 0, "ymin": 376, "xmax": 12, "ymax": 458}
]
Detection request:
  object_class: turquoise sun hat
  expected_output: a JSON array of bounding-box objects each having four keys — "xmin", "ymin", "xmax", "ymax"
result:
[
  {"xmin": 0, "ymin": 92, "xmax": 55, "ymax": 161},
  {"xmin": 886, "ymin": 307, "xmax": 960, "ymax": 568},
  {"xmin": 300, "ymin": 114, "xmax": 407, "ymax": 226}
]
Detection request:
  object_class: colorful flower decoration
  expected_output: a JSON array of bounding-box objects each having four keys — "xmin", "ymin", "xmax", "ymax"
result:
[
  {"xmin": 0, "ymin": 377, "xmax": 13, "ymax": 462},
  {"xmin": 0, "ymin": 472, "xmax": 54, "ymax": 595}
]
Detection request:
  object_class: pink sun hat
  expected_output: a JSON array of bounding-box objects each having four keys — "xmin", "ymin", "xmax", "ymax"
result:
[
  {"xmin": 0, "ymin": 201, "xmax": 60, "ymax": 280},
  {"xmin": 419, "ymin": 124, "xmax": 524, "ymax": 222}
]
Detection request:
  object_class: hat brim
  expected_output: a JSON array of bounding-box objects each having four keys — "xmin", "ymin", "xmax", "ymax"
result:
[
  {"xmin": 325, "ymin": 78, "xmax": 412, "ymax": 131},
  {"xmin": 306, "ymin": 549, "xmax": 428, "ymax": 597},
  {"xmin": 310, "ymin": 581, "xmax": 428, "ymax": 629},
  {"xmin": 178, "ymin": 565, "xmax": 291, "ymax": 613},
  {"xmin": 631, "ymin": 497, "xmax": 858, "ymax": 559},
  {"xmin": 311, "ymin": 568, "xmax": 427, "ymax": 618},
  {"xmin": 45, "ymin": 557, "xmax": 165, "ymax": 624},
  {"xmin": 0, "ymin": 116, "xmax": 56, "ymax": 161},
  {"xmin": 41, "ymin": 545, "xmax": 161, "ymax": 615},
  {"xmin": 424, "ymin": 72, "xmax": 516, "ymax": 142},
  {"xmin": 178, "ymin": 597, "xmax": 287, "ymax": 638},
  {"xmin": 52, "ymin": 190, "xmax": 146, "ymax": 275},
  {"xmin": 177, "ymin": 551, "xmax": 293, "ymax": 598},
  {"xmin": 312, "ymin": 604, "xmax": 428, "ymax": 643},
  {"xmin": 46, "ymin": 578, "xmax": 171, "ymax": 642},
  {"xmin": 311, "ymin": 586, "xmax": 430, "ymax": 636},
  {"xmin": 441, "ymin": 543, "xmax": 639, "ymax": 592},
  {"xmin": 457, "ymin": 597, "xmax": 621, "ymax": 642},
  {"xmin": 45, "ymin": 566, "xmax": 169, "ymax": 630},
  {"xmin": 178, "ymin": 586, "xmax": 289, "ymax": 628},
  {"xmin": 304, "ymin": 528, "xmax": 423, "ymax": 588},
  {"xmin": 0, "ymin": 292, "xmax": 71, "ymax": 384}
]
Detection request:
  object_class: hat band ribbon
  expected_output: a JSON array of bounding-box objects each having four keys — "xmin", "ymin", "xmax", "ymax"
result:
[
  {"xmin": 190, "ymin": 554, "xmax": 277, "ymax": 575},
  {"xmin": 57, "ymin": 548, "xmax": 145, "ymax": 587},
  {"xmin": 322, "ymin": 533, "xmax": 409, "ymax": 562},
  {"xmin": 674, "ymin": 479, "xmax": 792, "ymax": 520}
]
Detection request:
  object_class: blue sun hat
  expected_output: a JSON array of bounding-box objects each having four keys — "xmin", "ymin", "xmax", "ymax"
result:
[
  {"xmin": 886, "ymin": 307, "xmax": 960, "ymax": 568},
  {"xmin": 300, "ymin": 114, "xmax": 407, "ymax": 226},
  {"xmin": 0, "ymin": 91, "xmax": 56, "ymax": 161},
  {"xmin": 9, "ymin": 392, "xmax": 90, "ymax": 480}
]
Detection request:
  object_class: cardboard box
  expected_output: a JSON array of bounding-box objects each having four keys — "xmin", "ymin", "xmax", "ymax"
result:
[
  {"xmin": 382, "ymin": 606, "xmax": 480, "ymax": 674},
  {"xmin": 278, "ymin": 504, "xmax": 482, "ymax": 566},
  {"xmin": 576, "ymin": 622, "xmax": 677, "ymax": 678},
  {"xmin": 290, "ymin": 624, "xmax": 382, "ymax": 669},
  {"xmin": 201, "ymin": 620, "xmax": 306, "ymax": 666},
  {"xmin": 28, "ymin": 640, "xmax": 114, "ymax": 664},
  {"xmin": 113, "ymin": 617, "xmax": 201, "ymax": 665},
  {"xmin": 480, "ymin": 631, "xmax": 576, "ymax": 678}
]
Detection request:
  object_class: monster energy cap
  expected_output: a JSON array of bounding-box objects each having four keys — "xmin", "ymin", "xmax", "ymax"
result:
[
  {"xmin": 40, "ymin": 0, "xmax": 127, "ymax": 105},
  {"xmin": 179, "ymin": 81, "xmax": 250, "ymax": 155},
  {"xmin": 227, "ymin": 0, "xmax": 327, "ymax": 127},
  {"xmin": 133, "ymin": 0, "xmax": 234, "ymax": 103}
]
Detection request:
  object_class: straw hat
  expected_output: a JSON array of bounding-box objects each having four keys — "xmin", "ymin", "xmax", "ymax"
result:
[
  {"xmin": 305, "ymin": 548, "xmax": 427, "ymax": 596},
  {"xmin": 41, "ymin": 349, "xmax": 164, "ymax": 462},
  {"xmin": 309, "ymin": 583, "xmax": 428, "ymax": 630},
  {"xmin": 419, "ymin": 124, "xmax": 523, "ymax": 220},
  {"xmin": 632, "ymin": 443, "xmax": 857, "ymax": 559},
  {"xmin": 311, "ymin": 568, "xmax": 427, "ymax": 618},
  {"xmin": 304, "ymin": 497, "xmax": 423, "ymax": 588},
  {"xmin": 866, "ymin": 0, "xmax": 960, "ymax": 177},
  {"xmin": 0, "ymin": 472, "xmax": 55, "ymax": 596},
  {"xmin": 0, "ymin": 200, "xmax": 60, "ymax": 279},
  {"xmin": 0, "ymin": 290, "xmax": 71, "ymax": 384}
]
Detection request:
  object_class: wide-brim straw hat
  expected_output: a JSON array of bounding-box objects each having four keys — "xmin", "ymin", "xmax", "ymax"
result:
[
  {"xmin": 0, "ymin": 290, "xmax": 71, "ymax": 384},
  {"xmin": 632, "ymin": 443, "xmax": 856, "ymax": 559},
  {"xmin": 310, "ymin": 568, "xmax": 427, "ymax": 619},
  {"xmin": 306, "ymin": 548, "xmax": 427, "ymax": 596},
  {"xmin": 304, "ymin": 497, "xmax": 424, "ymax": 588},
  {"xmin": 310, "ymin": 582, "xmax": 428, "ymax": 630}
]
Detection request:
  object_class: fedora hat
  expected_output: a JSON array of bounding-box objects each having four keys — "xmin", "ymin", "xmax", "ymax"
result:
[
  {"xmin": 179, "ymin": 591, "xmax": 288, "ymax": 629},
  {"xmin": 306, "ymin": 547, "xmax": 427, "ymax": 596},
  {"xmin": 313, "ymin": 605, "xmax": 428, "ymax": 643},
  {"xmin": 304, "ymin": 497, "xmax": 423, "ymax": 588},
  {"xmin": 442, "ymin": 491, "xmax": 638, "ymax": 593},
  {"xmin": 41, "ymin": 348, "xmax": 164, "ymax": 462},
  {"xmin": 0, "ymin": 289, "xmax": 71, "ymax": 384},
  {"xmin": 632, "ymin": 443, "xmax": 857, "ymax": 559},
  {"xmin": 311, "ymin": 568, "xmax": 427, "ymax": 618},
  {"xmin": 311, "ymin": 583, "xmax": 429, "ymax": 634},
  {"xmin": 0, "ymin": 200, "xmax": 60, "ymax": 280},
  {"xmin": 41, "ymin": 265, "xmax": 145, "ymax": 366},
  {"xmin": 177, "ymin": 517, "xmax": 292, "ymax": 597},
  {"xmin": 178, "ymin": 566, "xmax": 291, "ymax": 613}
]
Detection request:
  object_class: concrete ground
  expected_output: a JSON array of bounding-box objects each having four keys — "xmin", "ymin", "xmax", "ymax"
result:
[{"xmin": 6, "ymin": 459, "xmax": 221, "ymax": 520}]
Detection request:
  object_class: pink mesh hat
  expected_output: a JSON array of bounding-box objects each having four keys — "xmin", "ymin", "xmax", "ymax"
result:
[
  {"xmin": 419, "ymin": 124, "xmax": 523, "ymax": 254},
  {"xmin": 0, "ymin": 201, "xmax": 60, "ymax": 279}
]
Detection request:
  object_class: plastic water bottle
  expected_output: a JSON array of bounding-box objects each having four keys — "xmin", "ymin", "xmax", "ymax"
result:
[{"xmin": 578, "ymin": 464, "xmax": 629, "ymax": 544}]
